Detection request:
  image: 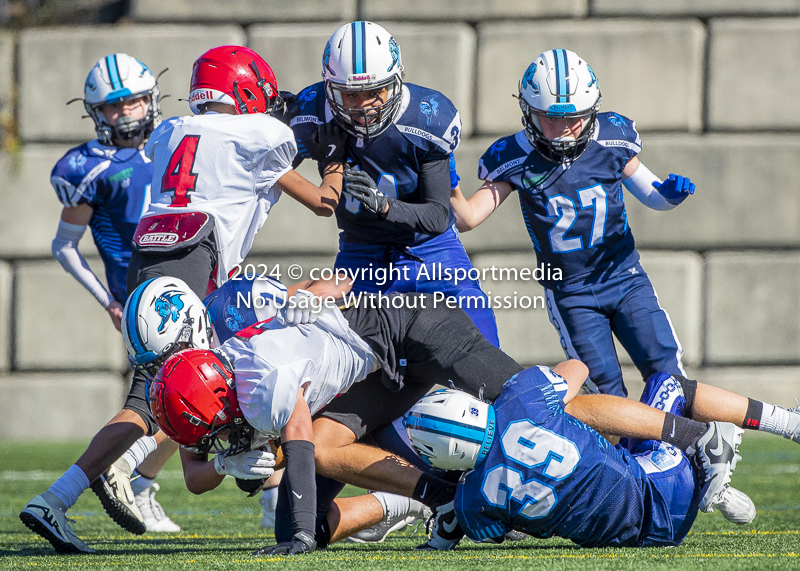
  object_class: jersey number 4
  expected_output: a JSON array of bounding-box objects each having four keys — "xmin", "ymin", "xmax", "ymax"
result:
[
  {"xmin": 481, "ymin": 420, "xmax": 580, "ymax": 520},
  {"xmin": 162, "ymin": 135, "xmax": 200, "ymax": 207}
]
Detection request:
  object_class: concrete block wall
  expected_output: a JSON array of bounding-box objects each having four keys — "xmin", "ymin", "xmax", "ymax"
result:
[{"xmin": 2, "ymin": 4, "xmax": 799, "ymax": 439}]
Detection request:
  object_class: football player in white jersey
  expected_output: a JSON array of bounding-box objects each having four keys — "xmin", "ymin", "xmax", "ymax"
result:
[
  {"xmin": 129, "ymin": 44, "xmax": 346, "ymax": 296},
  {"xmin": 20, "ymin": 46, "xmax": 347, "ymax": 555}
]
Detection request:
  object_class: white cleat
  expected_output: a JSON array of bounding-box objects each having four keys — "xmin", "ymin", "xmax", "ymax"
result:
[
  {"xmin": 689, "ymin": 422, "xmax": 744, "ymax": 513},
  {"xmin": 714, "ymin": 486, "xmax": 756, "ymax": 525},
  {"xmin": 348, "ymin": 498, "xmax": 431, "ymax": 543},
  {"xmin": 19, "ymin": 492, "xmax": 95, "ymax": 554},
  {"xmin": 781, "ymin": 404, "xmax": 800, "ymax": 444},
  {"xmin": 134, "ymin": 483, "xmax": 180, "ymax": 532},
  {"xmin": 415, "ymin": 501, "xmax": 463, "ymax": 551},
  {"xmin": 90, "ymin": 462, "xmax": 146, "ymax": 535}
]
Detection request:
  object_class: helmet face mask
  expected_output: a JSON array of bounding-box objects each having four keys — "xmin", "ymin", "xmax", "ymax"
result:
[
  {"xmin": 518, "ymin": 49, "xmax": 601, "ymax": 163},
  {"xmin": 189, "ymin": 46, "xmax": 282, "ymax": 116},
  {"xmin": 322, "ymin": 21, "xmax": 405, "ymax": 140},
  {"xmin": 83, "ymin": 53, "xmax": 162, "ymax": 146},
  {"xmin": 150, "ymin": 349, "xmax": 253, "ymax": 456},
  {"xmin": 122, "ymin": 277, "xmax": 214, "ymax": 381},
  {"xmin": 405, "ymin": 389, "xmax": 495, "ymax": 472}
]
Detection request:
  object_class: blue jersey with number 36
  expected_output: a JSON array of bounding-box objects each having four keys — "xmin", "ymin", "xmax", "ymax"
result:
[
  {"xmin": 478, "ymin": 113, "xmax": 641, "ymax": 292},
  {"xmin": 288, "ymin": 82, "xmax": 460, "ymax": 246},
  {"xmin": 455, "ymin": 366, "xmax": 678, "ymax": 548}
]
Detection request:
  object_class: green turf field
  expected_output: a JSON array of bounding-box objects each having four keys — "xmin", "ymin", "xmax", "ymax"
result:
[{"xmin": 1, "ymin": 433, "xmax": 798, "ymax": 570}]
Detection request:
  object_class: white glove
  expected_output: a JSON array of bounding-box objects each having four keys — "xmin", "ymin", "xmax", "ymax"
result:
[
  {"xmin": 279, "ymin": 289, "xmax": 321, "ymax": 325},
  {"xmin": 213, "ymin": 448, "xmax": 276, "ymax": 480}
]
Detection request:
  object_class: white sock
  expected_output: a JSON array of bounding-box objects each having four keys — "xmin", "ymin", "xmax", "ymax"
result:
[
  {"xmin": 119, "ymin": 436, "xmax": 158, "ymax": 474},
  {"xmin": 261, "ymin": 486, "xmax": 279, "ymax": 529},
  {"xmin": 759, "ymin": 403, "xmax": 790, "ymax": 435},
  {"xmin": 130, "ymin": 470, "xmax": 155, "ymax": 495},
  {"xmin": 371, "ymin": 492, "xmax": 426, "ymax": 521},
  {"xmin": 262, "ymin": 485, "xmax": 279, "ymax": 504},
  {"xmin": 47, "ymin": 464, "xmax": 90, "ymax": 510}
]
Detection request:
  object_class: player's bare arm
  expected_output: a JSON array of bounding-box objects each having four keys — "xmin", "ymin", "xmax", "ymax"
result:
[
  {"xmin": 451, "ymin": 180, "xmax": 513, "ymax": 232},
  {"xmin": 276, "ymin": 167, "xmax": 343, "ymax": 217},
  {"xmin": 179, "ymin": 448, "xmax": 225, "ymax": 494}
]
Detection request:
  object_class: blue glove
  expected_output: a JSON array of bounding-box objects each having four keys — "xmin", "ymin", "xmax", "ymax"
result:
[{"xmin": 653, "ymin": 174, "xmax": 695, "ymax": 206}]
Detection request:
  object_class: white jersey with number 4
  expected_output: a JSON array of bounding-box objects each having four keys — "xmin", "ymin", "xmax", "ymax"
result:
[
  {"xmin": 143, "ymin": 111, "xmax": 296, "ymax": 280},
  {"xmin": 220, "ymin": 307, "xmax": 380, "ymax": 438}
]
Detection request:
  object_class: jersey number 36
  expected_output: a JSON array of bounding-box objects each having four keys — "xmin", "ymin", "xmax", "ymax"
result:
[{"xmin": 481, "ymin": 420, "xmax": 580, "ymax": 519}]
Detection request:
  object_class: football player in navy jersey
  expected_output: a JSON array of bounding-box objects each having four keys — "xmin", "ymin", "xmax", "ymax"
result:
[
  {"xmin": 451, "ymin": 49, "xmax": 695, "ymax": 398},
  {"xmin": 405, "ymin": 367, "xmax": 754, "ymax": 550},
  {"xmin": 286, "ymin": 21, "xmax": 499, "ymax": 347},
  {"xmin": 20, "ymin": 54, "xmax": 183, "ymax": 555}
]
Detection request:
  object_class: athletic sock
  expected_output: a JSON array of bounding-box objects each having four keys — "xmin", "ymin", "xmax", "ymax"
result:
[
  {"xmin": 411, "ymin": 473, "xmax": 457, "ymax": 509},
  {"xmin": 130, "ymin": 470, "xmax": 155, "ymax": 495},
  {"xmin": 119, "ymin": 436, "xmax": 158, "ymax": 474},
  {"xmin": 372, "ymin": 491, "xmax": 408, "ymax": 520},
  {"xmin": 743, "ymin": 398, "xmax": 764, "ymax": 429},
  {"xmin": 47, "ymin": 464, "xmax": 91, "ymax": 510},
  {"xmin": 660, "ymin": 412, "xmax": 708, "ymax": 452},
  {"xmin": 755, "ymin": 403, "xmax": 791, "ymax": 435}
]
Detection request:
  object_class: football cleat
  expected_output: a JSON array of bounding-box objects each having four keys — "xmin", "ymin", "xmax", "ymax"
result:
[
  {"xmin": 781, "ymin": 403, "xmax": 800, "ymax": 444},
  {"xmin": 347, "ymin": 514, "xmax": 417, "ymax": 543},
  {"xmin": 504, "ymin": 530, "xmax": 529, "ymax": 542},
  {"xmin": 90, "ymin": 462, "xmax": 146, "ymax": 535},
  {"xmin": 689, "ymin": 422, "xmax": 744, "ymax": 513},
  {"xmin": 134, "ymin": 483, "xmax": 180, "ymax": 532},
  {"xmin": 415, "ymin": 501, "xmax": 463, "ymax": 551},
  {"xmin": 19, "ymin": 492, "xmax": 95, "ymax": 554},
  {"xmin": 714, "ymin": 486, "xmax": 756, "ymax": 525},
  {"xmin": 347, "ymin": 497, "xmax": 431, "ymax": 543}
]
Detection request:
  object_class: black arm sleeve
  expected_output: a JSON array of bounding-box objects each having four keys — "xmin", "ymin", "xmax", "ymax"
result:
[
  {"xmin": 382, "ymin": 156, "xmax": 451, "ymax": 236},
  {"xmin": 281, "ymin": 439, "xmax": 317, "ymax": 540}
]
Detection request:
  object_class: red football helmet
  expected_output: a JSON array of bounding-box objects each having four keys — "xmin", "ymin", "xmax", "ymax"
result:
[
  {"xmin": 149, "ymin": 348, "xmax": 252, "ymax": 456},
  {"xmin": 188, "ymin": 45, "xmax": 281, "ymax": 115}
]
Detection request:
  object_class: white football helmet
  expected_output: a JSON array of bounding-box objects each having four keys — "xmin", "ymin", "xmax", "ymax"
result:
[
  {"xmin": 405, "ymin": 389, "xmax": 495, "ymax": 471},
  {"xmin": 322, "ymin": 21, "xmax": 404, "ymax": 139},
  {"xmin": 83, "ymin": 53, "xmax": 162, "ymax": 146},
  {"xmin": 122, "ymin": 277, "xmax": 213, "ymax": 379},
  {"xmin": 518, "ymin": 49, "xmax": 601, "ymax": 163}
]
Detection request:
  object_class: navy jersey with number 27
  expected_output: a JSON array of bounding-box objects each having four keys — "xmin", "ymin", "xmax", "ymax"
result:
[{"xmin": 478, "ymin": 113, "xmax": 641, "ymax": 292}]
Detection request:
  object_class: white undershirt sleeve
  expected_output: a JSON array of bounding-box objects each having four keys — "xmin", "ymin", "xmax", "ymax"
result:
[
  {"xmin": 622, "ymin": 162, "xmax": 675, "ymax": 211},
  {"xmin": 51, "ymin": 219, "xmax": 115, "ymax": 308}
]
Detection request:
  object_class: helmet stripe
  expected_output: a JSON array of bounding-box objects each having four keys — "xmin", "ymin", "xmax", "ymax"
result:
[
  {"xmin": 106, "ymin": 54, "xmax": 123, "ymax": 91},
  {"xmin": 352, "ymin": 21, "xmax": 366, "ymax": 74},
  {"xmin": 405, "ymin": 412, "xmax": 486, "ymax": 444},
  {"xmin": 554, "ymin": 49, "xmax": 568, "ymax": 103},
  {"xmin": 125, "ymin": 278, "xmax": 156, "ymax": 357}
]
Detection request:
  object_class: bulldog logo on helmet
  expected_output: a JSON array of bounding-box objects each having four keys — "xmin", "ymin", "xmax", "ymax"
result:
[{"xmin": 155, "ymin": 291, "xmax": 185, "ymax": 334}]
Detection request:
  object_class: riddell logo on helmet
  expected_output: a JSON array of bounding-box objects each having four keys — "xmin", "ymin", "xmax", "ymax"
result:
[
  {"xmin": 190, "ymin": 90, "xmax": 214, "ymax": 103},
  {"xmin": 348, "ymin": 73, "xmax": 376, "ymax": 83}
]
